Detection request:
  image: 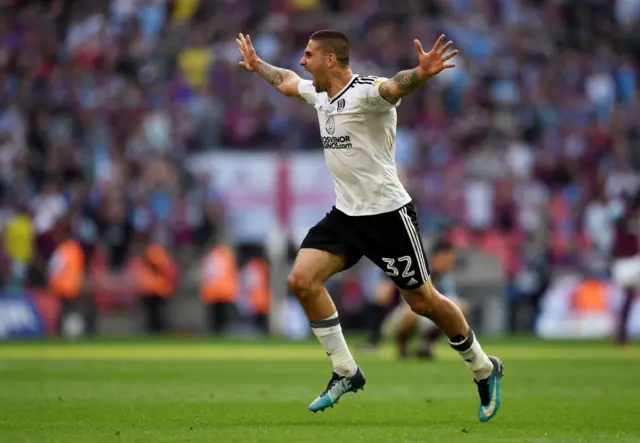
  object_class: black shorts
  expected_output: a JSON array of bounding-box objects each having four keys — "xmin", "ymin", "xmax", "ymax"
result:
[{"xmin": 299, "ymin": 202, "xmax": 431, "ymax": 290}]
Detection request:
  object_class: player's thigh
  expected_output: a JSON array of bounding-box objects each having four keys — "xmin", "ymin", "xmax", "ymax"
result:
[
  {"xmin": 288, "ymin": 247, "xmax": 347, "ymax": 289},
  {"xmin": 365, "ymin": 203, "xmax": 431, "ymax": 291},
  {"xmin": 290, "ymin": 210, "xmax": 362, "ymax": 288},
  {"xmin": 398, "ymin": 279, "xmax": 441, "ymax": 316}
]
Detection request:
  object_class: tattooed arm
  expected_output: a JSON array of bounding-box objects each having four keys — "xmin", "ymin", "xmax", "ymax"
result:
[
  {"xmin": 379, "ymin": 35, "xmax": 459, "ymax": 105},
  {"xmin": 378, "ymin": 67, "xmax": 430, "ymax": 105},
  {"xmin": 236, "ymin": 33, "xmax": 303, "ymax": 100},
  {"xmin": 255, "ymin": 60, "xmax": 303, "ymax": 99}
]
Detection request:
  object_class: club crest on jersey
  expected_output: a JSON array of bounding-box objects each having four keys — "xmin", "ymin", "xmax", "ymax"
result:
[
  {"xmin": 325, "ymin": 116, "xmax": 335, "ymax": 134},
  {"xmin": 337, "ymin": 99, "xmax": 345, "ymax": 113}
]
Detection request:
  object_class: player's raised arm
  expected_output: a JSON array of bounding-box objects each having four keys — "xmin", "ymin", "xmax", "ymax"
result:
[
  {"xmin": 378, "ymin": 34, "xmax": 459, "ymax": 105},
  {"xmin": 236, "ymin": 33, "xmax": 303, "ymax": 99}
]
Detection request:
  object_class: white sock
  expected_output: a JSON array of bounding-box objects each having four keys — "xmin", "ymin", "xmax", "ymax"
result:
[
  {"xmin": 449, "ymin": 329, "xmax": 494, "ymax": 381},
  {"xmin": 310, "ymin": 312, "xmax": 358, "ymax": 377}
]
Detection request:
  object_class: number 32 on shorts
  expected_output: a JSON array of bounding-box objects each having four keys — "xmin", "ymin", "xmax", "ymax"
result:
[{"xmin": 382, "ymin": 256, "xmax": 414, "ymax": 278}]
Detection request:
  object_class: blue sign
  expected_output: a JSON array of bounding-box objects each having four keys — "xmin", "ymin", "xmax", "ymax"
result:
[{"xmin": 0, "ymin": 291, "xmax": 46, "ymax": 339}]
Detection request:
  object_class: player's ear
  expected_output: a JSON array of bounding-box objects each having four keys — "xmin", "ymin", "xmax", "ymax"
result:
[{"xmin": 326, "ymin": 53, "xmax": 336, "ymax": 68}]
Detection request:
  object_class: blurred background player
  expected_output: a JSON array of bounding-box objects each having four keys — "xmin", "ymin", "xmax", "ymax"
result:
[
  {"xmin": 611, "ymin": 188, "xmax": 640, "ymax": 345},
  {"xmin": 383, "ymin": 240, "xmax": 466, "ymax": 359},
  {"xmin": 359, "ymin": 261, "xmax": 401, "ymax": 352}
]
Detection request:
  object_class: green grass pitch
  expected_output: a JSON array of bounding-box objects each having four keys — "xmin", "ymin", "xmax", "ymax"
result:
[{"xmin": 1, "ymin": 338, "xmax": 639, "ymax": 442}]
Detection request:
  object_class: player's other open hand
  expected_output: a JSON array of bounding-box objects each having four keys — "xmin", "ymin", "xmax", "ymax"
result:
[
  {"xmin": 236, "ymin": 33, "xmax": 261, "ymax": 72},
  {"xmin": 414, "ymin": 34, "xmax": 459, "ymax": 78}
]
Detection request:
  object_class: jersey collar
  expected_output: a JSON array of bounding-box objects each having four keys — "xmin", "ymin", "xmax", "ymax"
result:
[{"xmin": 329, "ymin": 74, "xmax": 358, "ymax": 104}]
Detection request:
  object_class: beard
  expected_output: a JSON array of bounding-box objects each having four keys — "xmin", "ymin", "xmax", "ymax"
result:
[{"xmin": 312, "ymin": 77, "xmax": 327, "ymax": 93}]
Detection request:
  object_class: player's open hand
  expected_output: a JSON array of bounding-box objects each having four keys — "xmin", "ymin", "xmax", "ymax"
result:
[
  {"xmin": 236, "ymin": 33, "xmax": 261, "ymax": 72},
  {"xmin": 414, "ymin": 34, "xmax": 458, "ymax": 78}
]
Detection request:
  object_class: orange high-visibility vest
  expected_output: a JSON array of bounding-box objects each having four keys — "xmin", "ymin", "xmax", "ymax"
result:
[
  {"xmin": 133, "ymin": 244, "xmax": 178, "ymax": 298},
  {"xmin": 199, "ymin": 245, "xmax": 238, "ymax": 303},
  {"xmin": 246, "ymin": 258, "xmax": 270, "ymax": 315},
  {"xmin": 48, "ymin": 240, "xmax": 84, "ymax": 299},
  {"xmin": 572, "ymin": 280, "xmax": 608, "ymax": 313}
]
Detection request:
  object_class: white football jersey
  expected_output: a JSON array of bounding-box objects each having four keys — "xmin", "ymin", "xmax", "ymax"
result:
[{"xmin": 298, "ymin": 75, "xmax": 411, "ymax": 216}]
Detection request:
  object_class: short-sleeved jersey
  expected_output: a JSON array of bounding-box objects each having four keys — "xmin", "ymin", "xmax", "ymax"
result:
[{"xmin": 298, "ymin": 75, "xmax": 411, "ymax": 216}]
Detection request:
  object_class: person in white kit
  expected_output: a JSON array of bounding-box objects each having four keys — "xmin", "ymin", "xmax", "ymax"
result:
[{"xmin": 236, "ymin": 30, "xmax": 503, "ymax": 422}]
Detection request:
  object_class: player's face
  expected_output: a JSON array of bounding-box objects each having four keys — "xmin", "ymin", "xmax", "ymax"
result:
[{"xmin": 300, "ymin": 40, "xmax": 330, "ymax": 93}]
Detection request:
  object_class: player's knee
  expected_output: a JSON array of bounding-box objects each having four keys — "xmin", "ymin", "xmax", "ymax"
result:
[
  {"xmin": 404, "ymin": 283, "xmax": 439, "ymax": 317},
  {"xmin": 407, "ymin": 299, "xmax": 432, "ymax": 317},
  {"xmin": 286, "ymin": 271, "xmax": 319, "ymax": 298}
]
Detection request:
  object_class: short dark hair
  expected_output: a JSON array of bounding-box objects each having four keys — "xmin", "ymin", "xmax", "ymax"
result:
[
  {"xmin": 310, "ymin": 30, "xmax": 350, "ymax": 66},
  {"xmin": 430, "ymin": 239, "xmax": 454, "ymax": 256}
]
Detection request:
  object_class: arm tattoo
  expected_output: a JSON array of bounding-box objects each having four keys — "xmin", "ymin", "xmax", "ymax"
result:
[
  {"xmin": 257, "ymin": 61, "xmax": 285, "ymax": 87},
  {"xmin": 256, "ymin": 61, "xmax": 300, "ymax": 97},
  {"xmin": 391, "ymin": 68, "xmax": 426, "ymax": 96}
]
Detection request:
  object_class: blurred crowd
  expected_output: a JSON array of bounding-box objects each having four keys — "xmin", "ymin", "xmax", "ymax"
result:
[{"xmin": 0, "ymin": 0, "xmax": 639, "ymax": 299}]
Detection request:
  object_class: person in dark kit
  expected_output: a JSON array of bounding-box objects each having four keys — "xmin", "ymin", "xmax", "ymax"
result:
[
  {"xmin": 99, "ymin": 196, "xmax": 134, "ymax": 272},
  {"xmin": 359, "ymin": 262, "xmax": 401, "ymax": 352},
  {"xmin": 611, "ymin": 189, "xmax": 640, "ymax": 345}
]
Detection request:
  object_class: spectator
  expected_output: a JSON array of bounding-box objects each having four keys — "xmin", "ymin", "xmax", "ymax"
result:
[{"xmin": 0, "ymin": 0, "xmax": 637, "ymax": 302}]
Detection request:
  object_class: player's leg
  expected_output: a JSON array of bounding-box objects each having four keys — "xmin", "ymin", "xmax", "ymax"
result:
[
  {"xmin": 288, "ymin": 247, "xmax": 354, "ymax": 375},
  {"xmin": 396, "ymin": 308, "xmax": 419, "ymax": 358},
  {"xmin": 612, "ymin": 257, "xmax": 640, "ymax": 345},
  {"xmin": 417, "ymin": 298, "xmax": 467, "ymax": 358},
  {"xmin": 416, "ymin": 325, "xmax": 441, "ymax": 359},
  {"xmin": 616, "ymin": 287, "xmax": 635, "ymax": 345},
  {"xmin": 289, "ymin": 213, "xmax": 365, "ymax": 412},
  {"xmin": 361, "ymin": 302, "xmax": 386, "ymax": 350},
  {"xmin": 206, "ymin": 303, "xmax": 218, "ymax": 334},
  {"xmin": 401, "ymin": 279, "xmax": 503, "ymax": 422},
  {"xmin": 362, "ymin": 275, "xmax": 396, "ymax": 350},
  {"xmin": 287, "ymin": 248, "xmax": 344, "ymax": 322},
  {"xmin": 366, "ymin": 203, "xmax": 503, "ymax": 422},
  {"xmin": 384, "ymin": 302, "xmax": 419, "ymax": 358},
  {"xmin": 400, "ymin": 282, "xmax": 503, "ymax": 422},
  {"xmin": 212, "ymin": 302, "xmax": 225, "ymax": 333},
  {"xmin": 379, "ymin": 300, "xmax": 415, "ymax": 358}
]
